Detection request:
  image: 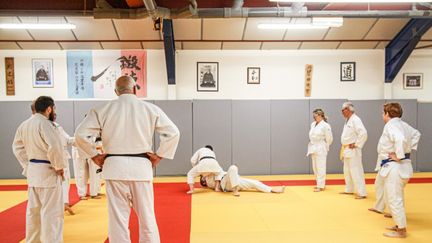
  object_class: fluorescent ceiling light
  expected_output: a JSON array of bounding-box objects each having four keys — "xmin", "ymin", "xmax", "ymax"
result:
[
  {"xmin": 0, "ymin": 23, "xmax": 76, "ymax": 30},
  {"xmin": 258, "ymin": 23, "xmax": 330, "ymax": 29},
  {"xmin": 270, "ymin": 0, "xmax": 431, "ymax": 2},
  {"xmin": 258, "ymin": 17, "xmax": 343, "ymax": 29}
]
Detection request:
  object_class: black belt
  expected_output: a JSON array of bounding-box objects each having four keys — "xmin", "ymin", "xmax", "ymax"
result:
[
  {"xmin": 106, "ymin": 153, "xmax": 150, "ymax": 159},
  {"xmin": 97, "ymin": 153, "xmax": 151, "ymax": 174},
  {"xmin": 381, "ymin": 153, "xmax": 411, "ymax": 167},
  {"xmin": 199, "ymin": 156, "xmax": 215, "ymax": 161},
  {"xmin": 30, "ymin": 159, "xmax": 50, "ymax": 164}
]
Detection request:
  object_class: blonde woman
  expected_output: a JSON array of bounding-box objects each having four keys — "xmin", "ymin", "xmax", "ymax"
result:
[{"xmin": 307, "ymin": 109, "xmax": 333, "ymax": 192}]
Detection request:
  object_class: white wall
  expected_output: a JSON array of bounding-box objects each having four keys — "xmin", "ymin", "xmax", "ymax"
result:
[
  {"xmin": 176, "ymin": 50, "xmax": 385, "ymax": 100},
  {"xmin": 0, "ymin": 48, "xmax": 430, "ymax": 101},
  {"xmin": 0, "ymin": 50, "xmax": 168, "ymax": 101},
  {"xmin": 392, "ymin": 50, "xmax": 432, "ymax": 102}
]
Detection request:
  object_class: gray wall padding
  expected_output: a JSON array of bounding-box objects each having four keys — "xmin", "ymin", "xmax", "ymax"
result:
[
  {"xmin": 417, "ymin": 103, "xmax": 432, "ymax": 172},
  {"xmin": 271, "ymin": 100, "xmax": 310, "ymax": 174},
  {"xmin": 192, "ymin": 100, "xmax": 232, "ymax": 170},
  {"xmin": 0, "ymin": 99, "xmax": 430, "ymax": 179},
  {"xmin": 309, "ymin": 99, "xmax": 347, "ymax": 174},
  {"xmin": 154, "ymin": 100, "xmax": 193, "ymax": 176},
  {"xmin": 232, "ymin": 100, "xmax": 271, "ymax": 175},
  {"xmin": 0, "ymin": 101, "xmax": 35, "ymax": 179}
]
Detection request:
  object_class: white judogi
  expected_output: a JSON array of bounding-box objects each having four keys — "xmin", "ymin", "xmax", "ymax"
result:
[
  {"xmin": 373, "ymin": 120, "xmax": 420, "ymax": 213},
  {"xmin": 217, "ymin": 165, "xmax": 272, "ymax": 193},
  {"xmin": 341, "ymin": 113, "xmax": 368, "ymax": 196},
  {"xmin": 307, "ymin": 120, "xmax": 333, "ymax": 189},
  {"xmin": 12, "ymin": 113, "xmax": 67, "ymax": 243},
  {"xmin": 187, "ymin": 147, "xmax": 224, "ymax": 185},
  {"xmin": 75, "ymin": 94, "xmax": 180, "ymax": 243},
  {"xmin": 71, "ymin": 136, "xmax": 101, "ymax": 197},
  {"xmin": 375, "ymin": 118, "xmax": 420, "ymax": 228},
  {"xmin": 54, "ymin": 123, "xmax": 74, "ymax": 205}
]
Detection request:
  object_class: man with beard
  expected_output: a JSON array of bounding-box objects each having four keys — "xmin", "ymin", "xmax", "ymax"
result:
[{"xmin": 12, "ymin": 96, "xmax": 67, "ymax": 243}]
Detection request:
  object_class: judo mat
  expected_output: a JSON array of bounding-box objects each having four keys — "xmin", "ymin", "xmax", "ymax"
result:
[{"xmin": 0, "ymin": 173, "xmax": 431, "ymax": 243}]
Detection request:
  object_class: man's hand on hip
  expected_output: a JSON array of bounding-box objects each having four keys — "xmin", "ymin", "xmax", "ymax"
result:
[
  {"xmin": 147, "ymin": 153, "xmax": 162, "ymax": 167},
  {"xmin": 92, "ymin": 154, "xmax": 107, "ymax": 167}
]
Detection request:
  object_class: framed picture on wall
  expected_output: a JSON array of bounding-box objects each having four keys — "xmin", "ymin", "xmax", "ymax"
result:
[
  {"xmin": 340, "ymin": 62, "xmax": 356, "ymax": 82},
  {"xmin": 247, "ymin": 67, "xmax": 260, "ymax": 84},
  {"xmin": 32, "ymin": 59, "xmax": 54, "ymax": 88},
  {"xmin": 403, "ymin": 73, "xmax": 423, "ymax": 90},
  {"xmin": 197, "ymin": 62, "xmax": 218, "ymax": 92}
]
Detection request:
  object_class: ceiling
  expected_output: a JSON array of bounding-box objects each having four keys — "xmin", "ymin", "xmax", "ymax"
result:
[
  {"xmin": 0, "ymin": 16, "xmax": 431, "ymax": 50},
  {"xmin": 0, "ymin": 1, "xmax": 431, "ymax": 50}
]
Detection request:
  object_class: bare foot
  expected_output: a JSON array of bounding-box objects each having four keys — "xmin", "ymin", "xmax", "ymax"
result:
[
  {"xmin": 91, "ymin": 195, "xmax": 101, "ymax": 199},
  {"xmin": 271, "ymin": 186, "xmax": 285, "ymax": 193},
  {"xmin": 233, "ymin": 191, "xmax": 240, "ymax": 197},
  {"xmin": 368, "ymin": 208, "xmax": 383, "ymax": 214},
  {"xmin": 314, "ymin": 188, "xmax": 323, "ymax": 192},
  {"xmin": 384, "ymin": 213, "xmax": 393, "ymax": 218},
  {"xmin": 79, "ymin": 196, "xmax": 88, "ymax": 200},
  {"xmin": 186, "ymin": 190, "xmax": 194, "ymax": 194},
  {"xmin": 355, "ymin": 195, "xmax": 367, "ymax": 199},
  {"xmin": 386, "ymin": 225, "xmax": 398, "ymax": 231},
  {"xmin": 65, "ymin": 205, "xmax": 75, "ymax": 215},
  {"xmin": 383, "ymin": 228, "xmax": 406, "ymax": 238},
  {"xmin": 339, "ymin": 192, "xmax": 354, "ymax": 195}
]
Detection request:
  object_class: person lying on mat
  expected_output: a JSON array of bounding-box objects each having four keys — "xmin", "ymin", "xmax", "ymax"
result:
[
  {"xmin": 200, "ymin": 165, "xmax": 285, "ymax": 197},
  {"xmin": 187, "ymin": 145, "xmax": 224, "ymax": 194}
]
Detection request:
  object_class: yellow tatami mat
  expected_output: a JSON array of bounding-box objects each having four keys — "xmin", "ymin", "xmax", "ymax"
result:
[
  {"xmin": 190, "ymin": 173, "xmax": 432, "ymax": 243},
  {"xmin": 2, "ymin": 173, "xmax": 432, "ymax": 243}
]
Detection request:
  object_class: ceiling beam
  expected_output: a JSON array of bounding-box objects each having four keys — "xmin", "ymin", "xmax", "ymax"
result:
[{"xmin": 385, "ymin": 18, "xmax": 432, "ymax": 83}]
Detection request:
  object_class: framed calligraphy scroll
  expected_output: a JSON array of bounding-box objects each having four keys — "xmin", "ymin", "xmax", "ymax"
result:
[
  {"xmin": 5, "ymin": 57, "xmax": 15, "ymax": 96},
  {"xmin": 305, "ymin": 64, "xmax": 313, "ymax": 97}
]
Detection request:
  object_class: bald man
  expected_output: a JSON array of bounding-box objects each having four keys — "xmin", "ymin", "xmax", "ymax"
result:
[
  {"xmin": 340, "ymin": 102, "xmax": 368, "ymax": 199},
  {"xmin": 75, "ymin": 76, "xmax": 180, "ymax": 243}
]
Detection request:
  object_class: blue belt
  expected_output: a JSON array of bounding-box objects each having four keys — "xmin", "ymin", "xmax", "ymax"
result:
[
  {"xmin": 380, "ymin": 153, "xmax": 410, "ymax": 167},
  {"xmin": 29, "ymin": 159, "xmax": 50, "ymax": 164}
]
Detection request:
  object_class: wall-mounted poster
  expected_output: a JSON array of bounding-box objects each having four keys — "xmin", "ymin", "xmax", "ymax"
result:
[
  {"xmin": 67, "ymin": 50, "xmax": 147, "ymax": 98},
  {"xmin": 247, "ymin": 67, "xmax": 260, "ymax": 84},
  {"xmin": 340, "ymin": 62, "xmax": 356, "ymax": 82},
  {"xmin": 5, "ymin": 57, "xmax": 15, "ymax": 96},
  {"xmin": 32, "ymin": 59, "xmax": 53, "ymax": 88},
  {"xmin": 197, "ymin": 62, "xmax": 218, "ymax": 92},
  {"xmin": 403, "ymin": 73, "xmax": 423, "ymax": 90},
  {"xmin": 67, "ymin": 51, "xmax": 94, "ymax": 98}
]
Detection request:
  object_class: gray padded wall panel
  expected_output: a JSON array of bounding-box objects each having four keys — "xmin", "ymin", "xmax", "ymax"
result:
[
  {"xmin": 192, "ymin": 100, "xmax": 232, "ymax": 170},
  {"xmin": 271, "ymin": 100, "xmax": 310, "ymax": 174},
  {"xmin": 352, "ymin": 100, "xmax": 385, "ymax": 173},
  {"xmin": 0, "ymin": 101, "xmax": 34, "ymax": 179},
  {"xmin": 385, "ymin": 99, "xmax": 418, "ymax": 170},
  {"xmin": 417, "ymin": 103, "xmax": 432, "ymax": 172},
  {"xmin": 154, "ymin": 100, "xmax": 193, "ymax": 176},
  {"xmin": 309, "ymin": 99, "xmax": 346, "ymax": 174},
  {"xmin": 232, "ymin": 100, "xmax": 271, "ymax": 175}
]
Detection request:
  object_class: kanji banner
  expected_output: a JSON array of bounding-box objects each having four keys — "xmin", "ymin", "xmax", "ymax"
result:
[
  {"xmin": 67, "ymin": 50, "xmax": 147, "ymax": 98},
  {"xmin": 67, "ymin": 51, "xmax": 94, "ymax": 98}
]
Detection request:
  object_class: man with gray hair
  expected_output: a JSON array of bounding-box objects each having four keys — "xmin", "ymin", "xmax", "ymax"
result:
[
  {"xmin": 75, "ymin": 75, "xmax": 180, "ymax": 243},
  {"xmin": 340, "ymin": 101, "xmax": 368, "ymax": 199}
]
